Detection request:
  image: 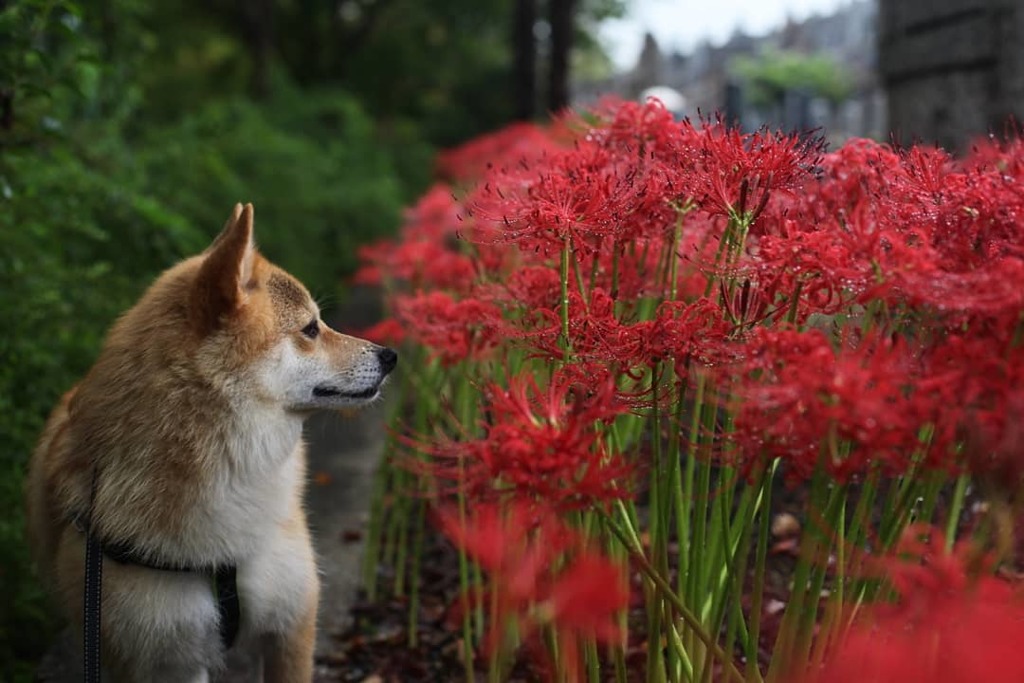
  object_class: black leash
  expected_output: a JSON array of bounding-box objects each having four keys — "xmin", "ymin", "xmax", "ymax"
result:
[{"xmin": 79, "ymin": 470, "xmax": 240, "ymax": 682}]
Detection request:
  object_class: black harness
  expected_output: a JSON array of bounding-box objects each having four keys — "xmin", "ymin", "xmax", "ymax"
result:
[{"xmin": 75, "ymin": 475, "xmax": 240, "ymax": 682}]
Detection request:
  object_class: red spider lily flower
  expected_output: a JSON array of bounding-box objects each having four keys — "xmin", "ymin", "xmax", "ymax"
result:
[
  {"xmin": 437, "ymin": 501, "xmax": 567, "ymax": 575},
  {"xmin": 521, "ymin": 288, "xmax": 628, "ymax": 365},
  {"xmin": 618, "ymin": 298, "xmax": 734, "ymax": 380},
  {"xmin": 352, "ymin": 318, "xmax": 406, "ymax": 347},
  {"xmin": 351, "ymin": 239, "xmax": 396, "ymax": 286},
  {"xmin": 419, "ymin": 370, "xmax": 633, "ymax": 509},
  {"xmin": 401, "ymin": 183, "xmax": 463, "ymax": 242},
  {"xmin": 964, "ymin": 130, "xmax": 1024, "ymax": 182},
  {"xmin": 780, "ymin": 138, "xmax": 1024, "ymax": 318},
  {"xmin": 925, "ymin": 335, "xmax": 1024, "ymax": 486},
  {"xmin": 466, "ymin": 139, "xmax": 646, "ymax": 256},
  {"xmin": 589, "ymin": 97, "xmax": 684, "ymax": 157},
  {"xmin": 437, "ymin": 502, "xmax": 628, "ymax": 682},
  {"xmin": 392, "ymin": 291, "xmax": 503, "ymax": 366},
  {"xmin": 386, "ymin": 239, "xmax": 478, "ymax": 292},
  {"xmin": 436, "ymin": 122, "xmax": 562, "ymax": 184},
  {"xmin": 351, "ymin": 237, "xmax": 476, "ymax": 292},
  {"xmin": 493, "ymin": 264, "xmax": 563, "ymax": 312},
  {"xmin": 352, "ymin": 185, "xmax": 478, "ymax": 292},
  {"xmin": 745, "ymin": 139, "xmax": 911, "ymax": 316},
  {"xmin": 730, "ymin": 328, "xmax": 955, "ymax": 483},
  {"xmin": 543, "ymin": 552, "xmax": 630, "ymax": 643},
  {"xmin": 798, "ymin": 526, "xmax": 1024, "ymax": 683},
  {"xmin": 586, "ymin": 98, "xmax": 694, "ymax": 242},
  {"xmin": 540, "ymin": 551, "xmax": 631, "ymax": 682},
  {"xmin": 671, "ymin": 118, "xmax": 824, "ymax": 224},
  {"xmin": 751, "ymin": 136, "xmax": 1021, "ymax": 322}
]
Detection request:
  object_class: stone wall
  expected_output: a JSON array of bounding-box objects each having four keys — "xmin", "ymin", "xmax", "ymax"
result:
[{"xmin": 879, "ymin": 0, "xmax": 1024, "ymax": 150}]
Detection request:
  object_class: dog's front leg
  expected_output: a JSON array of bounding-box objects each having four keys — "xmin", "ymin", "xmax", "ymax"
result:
[{"xmin": 263, "ymin": 585, "xmax": 318, "ymax": 683}]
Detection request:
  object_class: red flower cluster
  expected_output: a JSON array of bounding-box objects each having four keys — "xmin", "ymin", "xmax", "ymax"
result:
[
  {"xmin": 754, "ymin": 136, "xmax": 1024, "ymax": 327},
  {"xmin": 730, "ymin": 328, "xmax": 952, "ymax": 483},
  {"xmin": 420, "ymin": 369, "xmax": 633, "ymax": 507},
  {"xmin": 438, "ymin": 501, "xmax": 628, "ymax": 682},
  {"xmin": 436, "ymin": 122, "xmax": 563, "ymax": 184},
  {"xmin": 352, "ymin": 184, "xmax": 476, "ymax": 292},
  {"xmin": 800, "ymin": 526, "xmax": 1024, "ymax": 683},
  {"xmin": 467, "ymin": 139, "xmax": 646, "ymax": 255},
  {"xmin": 353, "ymin": 100, "xmax": 1024, "ymax": 677},
  {"xmin": 393, "ymin": 291, "xmax": 503, "ymax": 365},
  {"xmin": 672, "ymin": 117, "xmax": 824, "ymax": 223}
]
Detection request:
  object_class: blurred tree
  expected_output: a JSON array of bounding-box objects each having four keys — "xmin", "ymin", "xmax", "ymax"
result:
[
  {"xmin": 513, "ymin": 0, "xmax": 537, "ymax": 120},
  {"xmin": 117, "ymin": 0, "xmax": 625, "ymax": 139},
  {"xmin": 238, "ymin": 0, "xmax": 275, "ymax": 99},
  {"xmin": 548, "ymin": 0, "xmax": 575, "ymax": 112},
  {"xmin": 733, "ymin": 50, "xmax": 854, "ymax": 109}
]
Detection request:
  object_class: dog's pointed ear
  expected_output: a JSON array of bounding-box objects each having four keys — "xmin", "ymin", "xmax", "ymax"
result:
[{"xmin": 192, "ymin": 203, "xmax": 257, "ymax": 331}]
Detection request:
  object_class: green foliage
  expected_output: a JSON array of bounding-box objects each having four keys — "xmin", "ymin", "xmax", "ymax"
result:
[
  {"xmin": 0, "ymin": 146, "xmax": 198, "ymax": 680},
  {"xmin": 136, "ymin": 90, "xmax": 407, "ymax": 295},
  {"xmin": 733, "ymin": 49, "xmax": 854, "ymax": 108}
]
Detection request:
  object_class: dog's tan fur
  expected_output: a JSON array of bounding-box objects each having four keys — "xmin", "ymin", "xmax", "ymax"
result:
[{"xmin": 26, "ymin": 204, "xmax": 394, "ymax": 682}]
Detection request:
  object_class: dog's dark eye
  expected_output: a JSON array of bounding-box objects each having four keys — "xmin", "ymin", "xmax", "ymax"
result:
[{"xmin": 301, "ymin": 320, "xmax": 319, "ymax": 339}]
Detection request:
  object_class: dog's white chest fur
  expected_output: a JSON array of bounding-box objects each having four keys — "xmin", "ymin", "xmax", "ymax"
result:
[{"xmin": 213, "ymin": 409, "xmax": 316, "ymax": 635}]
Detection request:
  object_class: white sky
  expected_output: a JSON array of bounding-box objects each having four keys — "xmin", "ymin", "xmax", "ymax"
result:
[{"xmin": 600, "ymin": 0, "xmax": 854, "ymax": 69}]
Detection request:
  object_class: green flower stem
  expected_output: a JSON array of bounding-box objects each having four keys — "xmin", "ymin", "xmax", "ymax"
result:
[
  {"xmin": 835, "ymin": 472, "xmax": 880, "ymax": 630},
  {"xmin": 572, "ymin": 245, "xmax": 590, "ymax": 308},
  {"xmin": 793, "ymin": 489, "xmax": 846, "ymax": 666},
  {"xmin": 685, "ymin": 389, "xmax": 717, "ymax": 653},
  {"xmin": 648, "ymin": 365, "xmax": 669, "ymax": 681},
  {"xmin": 586, "ymin": 638, "xmax": 601, "ymax": 683},
  {"xmin": 362, "ymin": 350, "xmax": 413, "ymax": 598},
  {"xmin": 945, "ymin": 474, "xmax": 970, "ymax": 552},
  {"xmin": 453, "ymin": 373, "xmax": 478, "ymax": 681},
  {"xmin": 362, "ymin": 455, "xmax": 390, "ymax": 599},
  {"xmin": 917, "ymin": 474, "xmax": 946, "ymax": 527},
  {"xmin": 394, "ymin": 362, "xmax": 441, "ymax": 599},
  {"xmin": 560, "ymin": 236, "xmax": 572, "ymax": 361},
  {"xmin": 703, "ymin": 218, "xmax": 735, "ymax": 298},
  {"xmin": 487, "ymin": 588, "xmax": 504, "ymax": 683},
  {"xmin": 407, "ymin": 494, "xmax": 427, "ymax": 647},
  {"xmin": 388, "ymin": 478, "xmax": 415, "ymax": 594},
  {"xmin": 766, "ymin": 466, "xmax": 829, "ymax": 682},
  {"xmin": 679, "ymin": 373, "xmax": 706, "ymax": 598},
  {"xmin": 669, "ymin": 214, "xmax": 683, "ymax": 301},
  {"xmin": 604, "ymin": 505, "xmax": 746, "ymax": 683},
  {"xmin": 644, "ymin": 577, "xmax": 668, "ymax": 683},
  {"xmin": 455, "ymin": 492, "xmax": 475, "ymax": 680},
  {"xmin": 611, "ymin": 243, "xmax": 621, "ymax": 300},
  {"xmin": 701, "ymin": 476, "xmax": 760, "ymax": 683},
  {"xmin": 612, "ymin": 640, "xmax": 628, "ymax": 683},
  {"xmin": 786, "ymin": 281, "xmax": 803, "ymax": 325},
  {"xmin": 746, "ymin": 461, "xmax": 777, "ymax": 683},
  {"xmin": 665, "ymin": 600, "xmax": 695, "ymax": 682},
  {"xmin": 669, "ymin": 374, "xmax": 691, "ymax": 602},
  {"xmin": 589, "ymin": 239, "xmax": 603, "ymax": 294}
]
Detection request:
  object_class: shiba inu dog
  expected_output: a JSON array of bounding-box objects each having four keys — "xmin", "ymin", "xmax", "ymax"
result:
[{"xmin": 26, "ymin": 204, "xmax": 397, "ymax": 682}]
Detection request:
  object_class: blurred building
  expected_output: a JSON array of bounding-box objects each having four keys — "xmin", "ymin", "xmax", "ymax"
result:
[
  {"xmin": 576, "ymin": 1, "xmax": 886, "ymax": 143},
  {"xmin": 879, "ymin": 0, "xmax": 1024, "ymax": 150}
]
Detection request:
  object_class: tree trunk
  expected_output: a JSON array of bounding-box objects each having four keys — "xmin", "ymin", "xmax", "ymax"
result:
[
  {"xmin": 239, "ymin": 0, "xmax": 275, "ymax": 100},
  {"xmin": 513, "ymin": 0, "xmax": 537, "ymax": 120},
  {"xmin": 547, "ymin": 0, "xmax": 575, "ymax": 112}
]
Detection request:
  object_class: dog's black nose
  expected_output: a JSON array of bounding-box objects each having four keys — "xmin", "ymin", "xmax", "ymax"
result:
[{"xmin": 377, "ymin": 347, "xmax": 398, "ymax": 374}]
